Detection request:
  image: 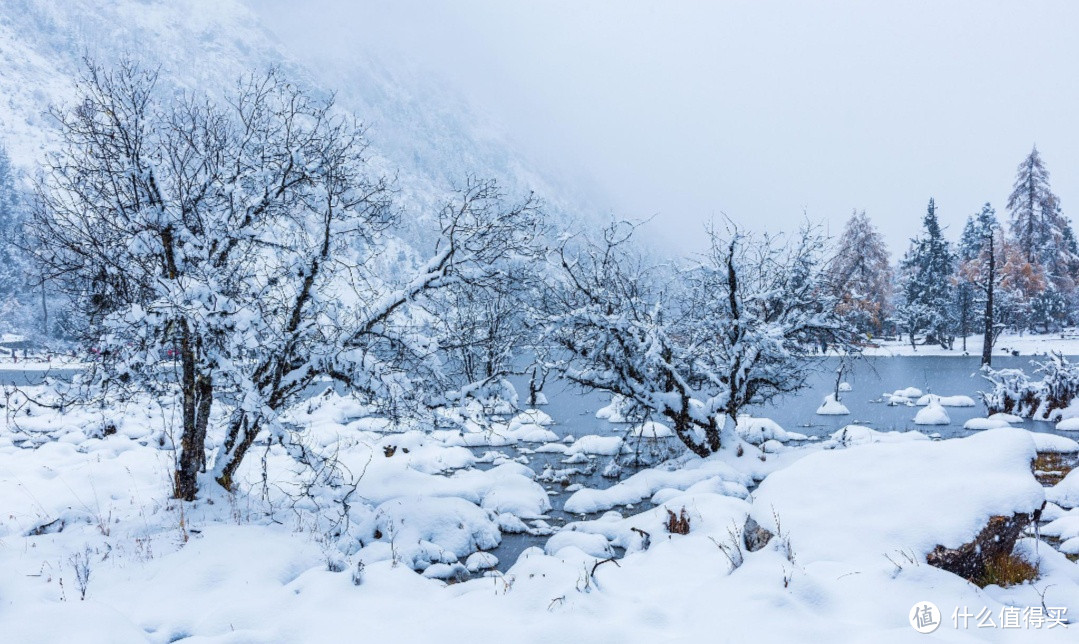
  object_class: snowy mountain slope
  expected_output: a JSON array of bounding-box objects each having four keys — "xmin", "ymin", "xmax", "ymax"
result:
[{"xmin": 0, "ymin": 0, "xmax": 591, "ymax": 229}]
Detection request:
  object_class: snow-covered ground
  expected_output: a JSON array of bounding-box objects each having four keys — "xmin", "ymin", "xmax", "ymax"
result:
[
  {"xmin": 865, "ymin": 331, "xmax": 1079, "ymax": 358},
  {"xmin": 2, "ymin": 380, "xmax": 1078, "ymax": 642}
]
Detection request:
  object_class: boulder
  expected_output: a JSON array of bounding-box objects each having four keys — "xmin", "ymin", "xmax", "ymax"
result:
[
  {"xmin": 743, "ymin": 516, "xmax": 773, "ymax": 552},
  {"xmin": 925, "ymin": 511, "xmax": 1036, "ymax": 582}
]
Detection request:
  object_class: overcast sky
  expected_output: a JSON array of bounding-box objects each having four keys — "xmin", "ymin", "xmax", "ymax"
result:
[{"xmin": 257, "ymin": 0, "xmax": 1079, "ymax": 257}]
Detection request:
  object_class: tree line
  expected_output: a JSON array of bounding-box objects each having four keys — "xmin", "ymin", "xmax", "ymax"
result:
[{"xmin": 828, "ymin": 145, "xmax": 1078, "ymax": 364}]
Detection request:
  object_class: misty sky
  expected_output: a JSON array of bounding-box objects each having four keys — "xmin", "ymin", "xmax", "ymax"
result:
[{"xmin": 257, "ymin": 1, "xmax": 1079, "ymax": 257}]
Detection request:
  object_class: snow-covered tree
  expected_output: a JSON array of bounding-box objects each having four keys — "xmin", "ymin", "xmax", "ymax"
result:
[
  {"xmin": 28, "ymin": 61, "xmax": 541, "ymax": 499},
  {"xmin": 546, "ymin": 221, "xmax": 856, "ymax": 457},
  {"xmin": 827, "ymin": 210, "xmax": 892, "ymax": 337},
  {"xmin": 895, "ymin": 198, "xmax": 955, "ymax": 349},
  {"xmin": 426, "ymin": 204, "xmax": 546, "ymax": 409},
  {"xmin": 954, "ymin": 216, "xmax": 979, "ymax": 351},
  {"xmin": 0, "ymin": 143, "xmax": 24, "ymax": 299},
  {"xmin": 1007, "ymin": 145, "xmax": 1060, "ymax": 265},
  {"xmin": 1003, "ymin": 147, "xmax": 1078, "ymax": 327},
  {"xmin": 956, "ymin": 204, "xmax": 1004, "ymax": 364}
]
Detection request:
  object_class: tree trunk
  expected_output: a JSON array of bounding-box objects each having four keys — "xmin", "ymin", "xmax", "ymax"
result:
[
  {"xmin": 215, "ymin": 413, "xmax": 260, "ymax": 491},
  {"xmin": 40, "ymin": 278, "xmax": 48, "ymax": 338},
  {"xmin": 667, "ymin": 397, "xmax": 717, "ymax": 457},
  {"xmin": 174, "ymin": 328, "xmax": 213, "ymax": 501},
  {"xmin": 981, "ymin": 235, "xmax": 996, "ymax": 367}
]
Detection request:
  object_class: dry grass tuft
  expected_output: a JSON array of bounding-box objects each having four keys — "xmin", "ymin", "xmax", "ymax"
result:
[
  {"xmin": 665, "ymin": 507, "xmax": 690, "ymax": 535},
  {"xmin": 1032, "ymin": 451, "xmax": 1077, "ymax": 486},
  {"xmin": 974, "ymin": 552, "xmax": 1039, "ymax": 588}
]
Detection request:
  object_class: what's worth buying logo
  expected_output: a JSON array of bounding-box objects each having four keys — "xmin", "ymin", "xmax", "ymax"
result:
[{"xmin": 910, "ymin": 601, "xmax": 941, "ymax": 634}]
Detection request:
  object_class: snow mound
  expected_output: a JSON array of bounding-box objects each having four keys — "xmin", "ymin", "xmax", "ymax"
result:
[
  {"xmin": 990, "ymin": 412, "xmax": 1024, "ymax": 423},
  {"xmin": 913, "ymin": 401, "xmax": 950, "ymax": 425},
  {"xmin": 628, "ymin": 421, "xmax": 674, "ymax": 438},
  {"xmin": 359, "ymin": 496, "xmax": 501, "ymax": 570},
  {"xmin": 566, "ymin": 435, "xmax": 625, "ymax": 456},
  {"xmin": 1029, "ymin": 431, "xmax": 1079, "ymax": 453},
  {"xmin": 464, "ymin": 551, "xmax": 498, "ymax": 572},
  {"xmin": 963, "ymin": 417, "xmax": 1013, "ymax": 430},
  {"xmin": 751, "ymin": 428, "xmax": 1044, "ymax": 566},
  {"xmin": 421, "ymin": 562, "xmax": 468, "ymax": 580},
  {"xmin": 735, "ymin": 416, "xmax": 808, "ymax": 445},
  {"xmin": 507, "ymin": 409, "xmax": 553, "ymax": 431},
  {"xmin": 564, "ymin": 460, "xmax": 750, "ymax": 514},
  {"xmin": 545, "ymin": 530, "xmax": 614, "ymax": 558},
  {"xmin": 507, "ymin": 424, "xmax": 559, "ymax": 443},
  {"xmin": 595, "ymin": 394, "xmax": 633, "ymax": 423},
  {"xmin": 915, "ymin": 394, "xmax": 976, "ymax": 407},
  {"xmin": 481, "ymin": 481, "xmax": 552, "ymax": 519},
  {"xmin": 830, "ymin": 425, "xmax": 928, "ymax": 447},
  {"xmin": 815, "ymin": 394, "xmax": 850, "ymax": 415},
  {"xmin": 1048, "ymin": 469, "xmax": 1079, "ymax": 509},
  {"xmin": 893, "ymin": 386, "xmax": 923, "ymax": 398},
  {"xmin": 838, "ymin": 381, "xmax": 853, "ymax": 392},
  {"xmin": 1056, "ymin": 417, "xmax": 1079, "ymax": 431}
]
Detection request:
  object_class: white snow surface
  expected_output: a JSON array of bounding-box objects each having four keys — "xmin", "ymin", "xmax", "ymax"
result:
[
  {"xmin": 4, "ymin": 386, "xmax": 1079, "ymax": 642},
  {"xmin": 751, "ymin": 428, "xmax": 1045, "ymax": 566}
]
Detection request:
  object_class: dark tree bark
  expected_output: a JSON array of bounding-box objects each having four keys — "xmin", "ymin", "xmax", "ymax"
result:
[{"xmin": 981, "ymin": 230, "xmax": 996, "ymax": 367}]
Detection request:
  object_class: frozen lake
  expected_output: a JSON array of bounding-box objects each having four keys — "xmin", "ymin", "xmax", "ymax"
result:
[{"xmin": 508, "ymin": 354, "xmax": 1079, "ymax": 442}]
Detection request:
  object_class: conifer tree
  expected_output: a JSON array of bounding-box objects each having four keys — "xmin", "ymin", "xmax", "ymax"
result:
[
  {"xmin": 896, "ymin": 198, "xmax": 955, "ymax": 349},
  {"xmin": 1007, "ymin": 145, "xmax": 1058, "ymax": 265}
]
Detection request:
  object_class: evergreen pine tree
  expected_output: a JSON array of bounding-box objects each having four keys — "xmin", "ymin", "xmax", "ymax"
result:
[
  {"xmin": 1007, "ymin": 145, "xmax": 1058, "ymax": 265},
  {"xmin": 954, "ymin": 216, "xmax": 980, "ymax": 351},
  {"xmin": 896, "ymin": 198, "xmax": 956, "ymax": 349}
]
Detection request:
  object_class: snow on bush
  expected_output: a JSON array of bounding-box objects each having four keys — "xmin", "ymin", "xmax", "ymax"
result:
[{"xmin": 982, "ymin": 352, "xmax": 1079, "ymax": 421}]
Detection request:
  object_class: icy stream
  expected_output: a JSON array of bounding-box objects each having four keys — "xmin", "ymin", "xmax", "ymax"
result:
[{"xmin": 476, "ymin": 354, "xmax": 1079, "ymax": 570}]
